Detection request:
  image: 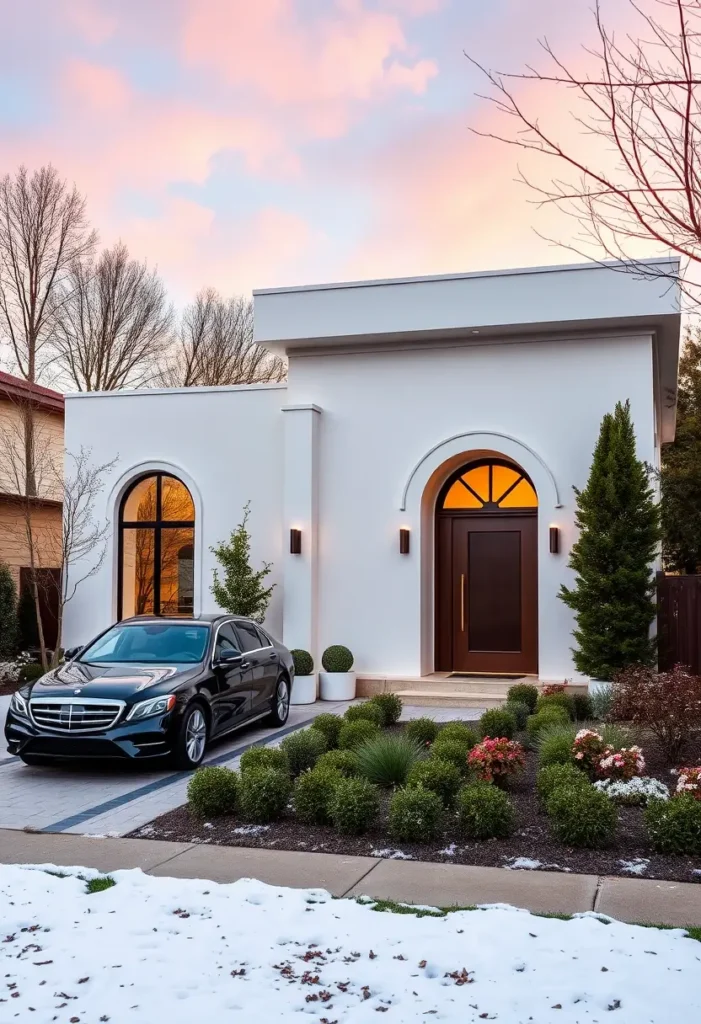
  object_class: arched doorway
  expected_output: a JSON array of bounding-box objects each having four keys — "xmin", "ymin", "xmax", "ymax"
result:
[
  {"xmin": 118, "ymin": 473, "xmax": 195, "ymax": 619},
  {"xmin": 435, "ymin": 458, "xmax": 538, "ymax": 674}
]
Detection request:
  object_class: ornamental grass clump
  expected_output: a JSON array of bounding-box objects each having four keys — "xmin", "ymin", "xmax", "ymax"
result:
[
  {"xmin": 355, "ymin": 733, "xmax": 424, "ymax": 787},
  {"xmin": 456, "ymin": 783, "xmax": 515, "ymax": 839},
  {"xmin": 344, "ymin": 702, "xmax": 384, "ymax": 728},
  {"xmin": 293, "ymin": 766, "xmax": 342, "ymax": 825},
  {"xmin": 187, "ymin": 766, "xmax": 239, "ymax": 817},
  {"xmin": 389, "ymin": 787, "xmax": 443, "ymax": 843},
  {"xmin": 338, "ymin": 719, "xmax": 381, "ymax": 750},
  {"xmin": 526, "ymin": 707, "xmax": 570, "ymax": 743},
  {"xmin": 404, "ymin": 717, "xmax": 438, "ymax": 747},
  {"xmin": 645, "ymin": 794, "xmax": 701, "ymax": 854},
  {"xmin": 594, "ymin": 777, "xmax": 669, "ymax": 806},
  {"xmin": 238, "ymin": 767, "xmax": 291, "ymax": 823},
  {"xmin": 280, "ymin": 728, "xmax": 327, "ymax": 776},
  {"xmin": 536, "ymin": 763, "xmax": 590, "ymax": 804},
  {"xmin": 239, "ymin": 746, "xmax": 289, "ymax": 777},
  {"xmin": 507, "ymin": 682, "xmax": 539, "ymax": 712},
  {"xmin": 368, "ymin": 692, "xmax": 403, "ymax": 726},
  {"xmin": 329, "ymin": 777, "xmax": 380, "ymax": 835},
  {"xmin": 547, "ymin": 785, "xmax": 617, "ymax": 848},
  {"xmin": 315, "ymin": 748, "xmax": 359, "ymax": 777},
  {"xmin": 479, "ymin": 707, "xmax": 517, "ymax": 740},
  {"xmin": 406, "ymin": 757, "xmax": 462, "ymax": 807},
  {"xmin": 611, "ymin": 663, "xmax": 701, "ymax": 763},
  {"xmin": 536, "ymin": 723, "xmax": 577, "ymax": 767},
  {"xmin": 310, "ymin": 713, "xmax": 344, "ymax": 749},
  {"xmin": 467, "ymin": 737, "xmax": 526, "ymax": 786}
]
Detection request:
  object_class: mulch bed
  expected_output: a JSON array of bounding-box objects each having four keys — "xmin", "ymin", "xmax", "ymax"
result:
[
  {"xmin": 0, "ymin": 679, "xmax": 22, "ymax": 696},
  {"xmin": 128, "ymin": 725, "xmax": 701, "ymax": 884}
]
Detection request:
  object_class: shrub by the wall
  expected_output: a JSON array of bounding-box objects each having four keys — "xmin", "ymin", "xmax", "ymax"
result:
[
  {"xmin": 507, "ymin": 683, "xmax": 539, "ymax": 712},
  {"xmin": 321, "ymin": 645, "xmax": 354, "ymax": 673},
  {"xmin": 536, "ymin": 692, "xmax": 575, "ymax": 720},
  {"xmin": 537, "ymin": 723, "xmax": 577, "ymax": 767},
  {"xmin": 291, "ymin": 649, "xmax": 314, "ymax": 676},
  {"xmin": 456, "ymin": 783, "xmax": 515, "ymax": 839},
  {"xmin": 280, "ymin": 728, "xmax": 327, "ymax": 776},
  {"xmin": 355, "ymin": 733, "xmax": 424, "ymax": 786},
  {"xmin": 404, "ymin": 717, "xmax": 438, "ymax": 747},
  {"xmin": 187, "ymin": 766, "xmax": 239, "ymax": 817},
  {"xmin": 338, "ymin": 719, "xmax": 381, "ymax": 750},
  {"xmin": 310, "ymin": 713, "xmax": 344, "ymax": 749},
  {"xmin": 526, "ymin": 708, "xmax": 570, "ymax": 743},
  {"xmin": 315, "ymin": 749, "xmax": 359, "ymax": 777},
  {"xmin": 504, "ymin": 700, "xmax": 529, "ymax": 731},
  {"xmin": 293, "ymin": 766, "xmax": 341, "ymax": 825},
  {"xmin": 406, "ymin": 757, "xmax": 462, "ymax": 807},
  {"xmin": 329, "ymin": 777, "xmax": 380, "ymax": 834},
  {"xmin": 368, "ymin": 692, "xmax": 403, "ymax": 726},
  {"xmin": 344, "ymin": 702, "xmax": 384, "ymax": 728},
  {"xmin": 479, "ymin": 707, "xmax": 517, "ymax": 740},
  {"xmin": 389, "ymin": 787, "xmax": 443, "ymax": 843},
  {"xmin": 238, "ymin": 767, "xmax": 292, "ymax": 823},
  {"xmin": 547, "ymin": 785, "xmax": 617, "ymax": 848},
  {"xmin": 645, "ymin": 794, "xmax": 701, "ymax": 854},
  {"xmin": 536, "ymin": 763, "xmax": 590, "ymax": 804},
  {"xmin": 239, "ymin": 746, "xmax": 289, "ymax": 776}
]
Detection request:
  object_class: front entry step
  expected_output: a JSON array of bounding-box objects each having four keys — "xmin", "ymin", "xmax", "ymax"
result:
[{"xmin": 393, "ymin": 690, "xmax": 508, "ymax": 708}]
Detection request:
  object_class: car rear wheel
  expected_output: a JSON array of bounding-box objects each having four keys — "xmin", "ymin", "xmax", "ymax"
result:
[
  {"xmin": 268, "ymin": 676, "xmax": 290, "ymax": 727},
  {"xmin": 172, "ymin": 704, "xmax": 208, "ymax": 770}
]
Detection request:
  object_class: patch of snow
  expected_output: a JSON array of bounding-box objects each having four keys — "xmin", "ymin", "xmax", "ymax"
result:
[
  {"xmin": 438, "ymin": 843, "xmax": 458, "ymax": 857},
  {"xmin": 0, "ymin": 864, "xmax": 699, "ymax": 1022},
  {"xmin": 504, "ymin": 857, "xmax": 542, "ymax": 871},
  {"xmin": 203, "ymin": 822, "xmax": 214, "ymax": 829},
  {"xmin": 232, "ymin": 825, "xmax": 270, "ymax": 836},
  {"xmin": 371, "ymin": 848, "xmax": 413, "ymax": 860},
  {"xmin": 619, "ymin": 858, "xmax": 650, "ymax": 876},
  {"xmin": 135, "ymin": 826, "xmax": 157, "ymax": 837}
]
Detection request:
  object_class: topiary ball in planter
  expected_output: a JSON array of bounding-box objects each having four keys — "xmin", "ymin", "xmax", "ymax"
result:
[
  {"xmin": 456, "ymin": 783, "xmax": 515, "ymax": 839},
  {"xmin": 479, "ymin": 707, "xmax": 517, "ymax": 740},
  {"xmin": 507, "ymin": 683, "xmax": 539, "ymax": 712},
  {"xmin": 404, "ymin": 717, "xmax": 439, "ymax": 747},
  {"xmin": 187, "ymin": 766, "xmax": 239, "ymax": 818},
  {"xmin": 280, "ymin": 728, "xmax": 327, "ymax": 776},
  {"xmin": 291, "ymin": 649, "xmax": 314, "ymax": 676},
  {"xmin": 329, "ymin": 777, "xmax": 380, "ymax": 835},
  {"xmin": 238, "ymin": 766, "xmax": 292, "ymax": 823},
  {"xmin": 338, "ymin": 719, "xmax": 380, "ymax": 750},
  {"xmin": 316, "ymin": 748, "xmax": 359, "ymax": 777},
  {"xmin": 389, "ymin": 787, "xmax": 443, "ymax": 843},
  {"xmin": 368, "ymin": 692, "xmax": 403, "ymax": 726},
  {"xmin": 547, "ymin": 784, "xmax": 616, "ymax": 848},
  {"xmin": 344, "ymin": 702, "xmax": 384, "ymax": 727},
  {"xmin": 239, "ymin": 746, "xmax": 289, "ymax": 777},
  {"xmin": 310, "ymin": 713, "xmax": 344, "ymax": 749},
  {"xmin": 406, "ymin": 757, "xmax": 462, "ymax": 807},
  {"xmin": 293, "ymin": 766, "xmax": 342, "ymax": 825},
  {"xmin": 322, "ymin": 645, "xmax": 354, "ymax": 672},
  {"xmin": 290, "ymin": 649, "xmax": 316, "ymax": 704}
]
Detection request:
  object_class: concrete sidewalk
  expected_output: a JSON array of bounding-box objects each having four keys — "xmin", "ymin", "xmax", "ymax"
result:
[{"xmin": 1, "ymin": 828, "xmax": 700, "ymax": 928}]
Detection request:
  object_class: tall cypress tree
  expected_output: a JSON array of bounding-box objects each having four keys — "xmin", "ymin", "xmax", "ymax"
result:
[{"xmin": 560, "ymin": 400, "xmax": 660, "ymax": 678}]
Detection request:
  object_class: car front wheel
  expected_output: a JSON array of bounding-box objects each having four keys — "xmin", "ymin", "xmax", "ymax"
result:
[
  {"xmin": 172, "ymin": 703, "xmax": 208, "ymax": 770},
  {"xmin": 268, "ymin": 676, "xmax": 290, "ymax": 727}
]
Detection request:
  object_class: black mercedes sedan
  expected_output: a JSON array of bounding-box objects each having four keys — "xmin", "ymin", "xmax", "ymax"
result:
[{"xmin": 4, "ymin": 614, "xmax": 295, "ymax": 770}]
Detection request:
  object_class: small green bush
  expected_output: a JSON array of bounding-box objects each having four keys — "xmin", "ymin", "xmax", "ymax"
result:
[
  {"xmin": 507, "ymin": 683, "xmax": 539, "ymax": 712},
  {"xmin": 322, "ymin": 645, "xmax": 354, "ymax": 672},
  {"xmin": 291, "ymin": 649, "xmax": 314, "ymax": 676},
  {"xmin": 329, "ymin": 777, "xmax": 380, "ymax": 834},
  {"xmin": 19, "ymin": 663, "xmax": 44, "ymax": 683},
  {"xmin": 344, "ymin": 702, "xmax": 384, "ymax": 727},
  {"xmin": 536, "ymin": 692, "xmax": 575, "ymax": 720},
  {"xmin": 572, "ymin": 693, "xmax": 594, "ymax": 721},
  {"xmin": 404, "ymin": 717, "xmax": 439, "ymax": 746},
  {"xmin": 479, "ymin": 707, "xmax": 517, "ymax": 740},
  {"xmin": 368, "ymin": 692, "xmax": 403, "ymax": 726},
  {"xmin": 293, "ymin": 766, "xmax": 341, "ymax": 825},
  {"xmin": 310, "ymin": 713, "xmax": 344, "ymax": 749},
  {"xmin": 439, "ymin": 722, "xmax": 478, "ymax": 747},
  {"xmin": 504, "ymin": 700, "xmax": 529, "ymax": 731},
  {"xmin": 430, "ymin": 737, "xmax": 472, "ymax": 774},
  {"xmin": 238, "ymin": 767, "xmax": 292, "ymax": 823},
  {"xmin": 536, "ymin": 763, "xmax": 590, "ymax": 804},
  {"xmin": 526, "ymin": 708, "xmax": 570, "ymax": 742},
  {"xmin": 547, "ymin": 785, "xmax": 616, "ymax": 848},
  {"xmin": 645, "ymin": 795, "xmax": 701, "ymax": 855},
  {"xmin": 280, "ymin": 728, "xmax": 327, "ymax": 776},
  {"xmin": 389, "ymin": 787, "xmax": 443, "ymax": 843},
  {"xmin": 316, "ymin": 748, "xmax": 359, "ymax": 777},
  {"xmin": 537, "ymin": 723, "xmax": 577, "ymax": 767},
  {"xmin": 456, "ymin": 783, "xmax": 515, "ymax": 839},
  {"xmin": 187, "ymin": 766, "xmax": 239, "ymax": 817},
  {"xmin": 355, "ymin": 733, "xmax": 424, "ymax": 786},
  {"xmin": 406, "ymin": 757, "xmax": 462, "ymax": 807},
  {"xmin": 239, "ymin": 746, "xmax": 289, "ymax": 776},
  {"xmin": 338, "ymin": 719, "xmax": 381, "ymax": 750}
]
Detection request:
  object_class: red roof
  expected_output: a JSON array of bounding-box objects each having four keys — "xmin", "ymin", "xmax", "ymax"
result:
[{"xmin": 0, "ymin": 371, "xmax": 64, "ymax": 414}]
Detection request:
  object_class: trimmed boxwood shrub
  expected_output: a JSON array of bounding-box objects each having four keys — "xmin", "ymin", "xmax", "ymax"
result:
[
  {"xmin": 537, "ymin": 723, "xmax": 577, "ymax": 767},
  {"xmin": 344, "ymin": 702, "xmax": 384, "ymax": 727},
  {"xmin": 329, "ymin": 777, "xmax": 380, "ymax": 834},
  {"xmin": 310, "ymin": 713, "xmax": 344, "ymax": 749},
  {"xmin": 504, "ymin": 700, "xmax": 529, "ymax": 731},
  {"xmin": 479, "ymin": 707, "xmax": 517, "ymax": 740},
  {"xmin": 291, "ymin": 649, "xmax": 314, "ymax": 676},
  {"xmin": 507, "ymin": 682, "xmax": 539, "ymax": 712},
  {"xmin": 368, "ymin": 692, "xmax": 403, "ymax": 726},
  {"xmin": 572, "ymin": 693, "xmax": 594, "ymax": 721},
  {"xmin": 187, "ymin": 766, "xmax": 239, "ymax": 817},
  {"xmin": 239, "ymin": 746, "xmax": 289, "ymax": 776},
  {"xmin": 536, "ymin": 692, "xmax": 575, "ymax": 720},
  {"xmin": 404, "ymin": 717, "xmax": 439, "ymax": 746},
  {"xmin": 280, "ymin": 728, "xmax": 327, "ymax": 776},
  {"xmin": 406, "ymin": 757, "xmax": 462, "ymax": 807},
  {"xmin": 439, "ymin": 722, "xmax": 478, "ymax": 747},
  {"xmin": 430, "ymin": 737, "xmax": 472, "ymax": 774},
  {"xmin": 293, "ymin": 766, "xmax": 341, "ymax": 825},
  {"xmin": 645, "ymin": 794, "xmax": 701, "ymax": 854},
  {"xmin": 547, "ymin": 785, "xmax": 616, "ymax": 848},
  {"xmin": 238, "ymin": 767, "xmax": 292, "ymax": 823},
  {"xmin": 322, "ymin": 645, "xmax": 354, "ymax": 672},
  {"xmin": 456, "ymin": 783, "xmax": 515, "ymax": 839},
  {"xmin": 355, "ymin": 733, "xmax": 424, "ymax": 786},
  {"xmin": 536, "ymin": 763, "xmax": 590, "ymax": 804},
  {"xmin": 389, "ymin": 787, "xmax": 443, "ymax": 843},
  {"xmin": 526, "ymin": 707, "xmax": 570, "ymax": 742},
  {"xmin": 338, "ymin": 719, "xmax": 380, "ymax": 750},
  {"xmin": 316, "ymin": 748, "xmax": 359, "ymax": 777}
]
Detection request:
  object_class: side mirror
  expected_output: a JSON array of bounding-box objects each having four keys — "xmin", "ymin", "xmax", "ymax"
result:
[
  {"xmin": 215, "ymin": 649, "xmax": 243, "ymax": 667},
  {"xmin": 65, "ymin": 646, "xmax": 83, "ymax": 661}
]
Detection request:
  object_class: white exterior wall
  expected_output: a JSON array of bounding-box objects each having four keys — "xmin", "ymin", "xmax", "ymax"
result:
[
  {"xmin": 284, "ymin": 334, "xmax": 656, "ymax": 681},
  {"xmin": 62, "ymin": 385, "xmax": 286, "ymax": 648}
]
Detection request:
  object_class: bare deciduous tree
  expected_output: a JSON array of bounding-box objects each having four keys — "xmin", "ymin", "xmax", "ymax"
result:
[
  {"xmin": 467, "ymin": 0, "xmax": 701, "ymax": 300},
  {"xmin": 159, "ymin": 288, "xmax": 286, "ymax": 387},
  {"xmin": 54, "ymin": 242, "xmax": 173, "ymax": 391}
]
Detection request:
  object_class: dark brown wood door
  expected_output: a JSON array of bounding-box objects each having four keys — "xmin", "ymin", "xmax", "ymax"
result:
[{"xmin": 435, "ymin": 515, "xmax": 538, "ymax": 674}]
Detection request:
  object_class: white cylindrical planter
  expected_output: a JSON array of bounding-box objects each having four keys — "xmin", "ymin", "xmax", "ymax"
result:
[
  {"xmin": 291, "ymin": 674, "xmax": 318, "ymax": 705},
  {"xmin": 319, "ymin": 671, "xmax": 356, "ymax": 701},
  {"xmin": 588, "ymin": 679, "xmax": 612, "ymax": 695}
]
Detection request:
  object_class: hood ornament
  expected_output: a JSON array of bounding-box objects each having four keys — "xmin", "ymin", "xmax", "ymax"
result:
[{"xmin": 74, "ymin": 688, "xmax": 82, "ymax": 695}]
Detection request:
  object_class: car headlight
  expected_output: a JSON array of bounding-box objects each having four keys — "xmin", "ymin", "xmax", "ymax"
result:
[
  {"xmin": 126, "ymin": 694, "xmax": 177, "ymax": 721},
  {"xmin": 10, "ymin": 691, "xmax": 28, "ymax": 718}
]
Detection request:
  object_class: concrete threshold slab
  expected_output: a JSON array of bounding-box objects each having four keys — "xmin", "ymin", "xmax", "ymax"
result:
[
  {"xmin": 596, "ymin": 875, "xmax": 701, "ymax": 928},
  {"xmin": 0, "ymin": 828, "xmax": 193, "ymax": 874}
]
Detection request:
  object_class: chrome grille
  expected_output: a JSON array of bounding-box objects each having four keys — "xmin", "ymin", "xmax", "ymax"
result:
[{"xmin": 29, "ymin": 698, "xmax": 125, "ymax": 733}]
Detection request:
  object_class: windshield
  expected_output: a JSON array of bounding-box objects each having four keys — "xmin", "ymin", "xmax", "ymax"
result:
[{"xmin": 79, "ymin": 623, "xmax": 210, "ymax": 665}]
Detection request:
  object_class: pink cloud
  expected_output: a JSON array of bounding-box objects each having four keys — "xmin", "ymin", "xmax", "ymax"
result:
[{"xmin": 63, "ymin": 0, "xmax": 117, "ymax": 45}]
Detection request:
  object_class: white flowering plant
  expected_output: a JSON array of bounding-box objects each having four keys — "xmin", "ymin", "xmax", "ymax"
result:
[
  {"xmin": 0, "ymin": 651, "xmax": 32, "ymax": 684},
  {"xmin": 594, "ymin": 776, "xmax": 669, "ymax": 806}
]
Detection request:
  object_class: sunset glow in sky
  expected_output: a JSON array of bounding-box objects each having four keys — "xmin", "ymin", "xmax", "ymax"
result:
[{"xmin": 0, "ymin": 0, "xmax": 641, "ymax": 301}]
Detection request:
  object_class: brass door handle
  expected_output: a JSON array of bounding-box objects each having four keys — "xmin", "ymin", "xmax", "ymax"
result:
[{"xmin": 460, "ymin": 573, "xmax": 465, "ymax": 632}]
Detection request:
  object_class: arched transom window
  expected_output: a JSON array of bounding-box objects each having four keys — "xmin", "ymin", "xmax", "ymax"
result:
[
  {"xmin": 119, "ymin": 473, "xmax": 195, "ymax": 619},
  {"xmin": 440, "ymin": 460, "xmax": 538, "ymax": 511}
]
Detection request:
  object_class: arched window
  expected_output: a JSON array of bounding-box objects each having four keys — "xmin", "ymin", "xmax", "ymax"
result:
[
  {"xmin": 439, "ymin": 459, "xmax": 538, "ymax": 511},
  {"xmin": 118, "ymin": 473, "xmax": 195, "ymax": 619}
]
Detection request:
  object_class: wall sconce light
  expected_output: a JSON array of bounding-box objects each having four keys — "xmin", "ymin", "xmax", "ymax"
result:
[
  {"xmin": 399, "ymin": 528, "xmax": 410, "ymax": 555},
  {"xmin": 549, "ymin": 526, "xmax": 560, "ymax": 554},
  {"xmin": 290, "ymin": 528, "xmax": 302, "ymax": 555}
]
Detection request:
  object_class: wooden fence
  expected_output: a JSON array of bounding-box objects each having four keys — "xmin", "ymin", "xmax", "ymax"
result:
[{"xmin": 657, "ymin": 572, "xmax": 701, "ymax": 673}]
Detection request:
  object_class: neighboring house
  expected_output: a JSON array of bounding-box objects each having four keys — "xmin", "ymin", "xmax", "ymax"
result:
[
  {"xmin": 62, "ymin": 259, "xmax": 681, "ymax": 683},
  {"xmin": 0, "ymin": 371, "xmax": 64, "ymax": 650}
]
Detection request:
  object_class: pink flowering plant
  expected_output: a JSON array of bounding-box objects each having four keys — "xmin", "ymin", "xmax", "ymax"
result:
[
  {"xmin": 542, "ymin": 683, "xmax": 567, "ymax": 697},
  {"xmin": 467, "ymin": 737, "xmax": 526, "ymax": 787},
  {"xmin": 596, "ymin": 746, "xmax": 645, "ymax": 782},
  {"xmin": 572, "ymin": 729, "xmax": 607, "ymax": 775},
  {"xmin": 672, "ymin": 766, "xmax": 701, "ymax": 800}
]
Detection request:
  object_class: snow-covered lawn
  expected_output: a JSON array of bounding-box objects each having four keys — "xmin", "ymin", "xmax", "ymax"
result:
[{"xmin": 1, "ymin": 864, "xmax": 699, "ymax": 1023}]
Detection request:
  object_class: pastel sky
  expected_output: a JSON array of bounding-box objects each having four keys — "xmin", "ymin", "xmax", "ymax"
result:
[{"xmin": 0, "ymin": 0, "xmax": 641, "ymax": 302}]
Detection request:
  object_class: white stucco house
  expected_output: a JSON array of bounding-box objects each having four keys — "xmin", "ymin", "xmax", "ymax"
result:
[{"xmin": 62, "ymin": 258, "xmax": 681, "ymax": 686}]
